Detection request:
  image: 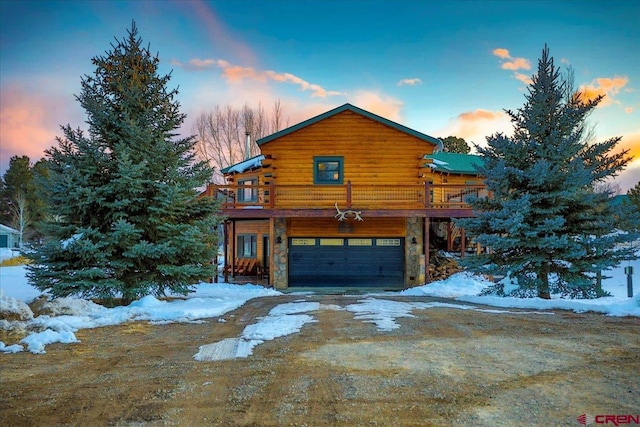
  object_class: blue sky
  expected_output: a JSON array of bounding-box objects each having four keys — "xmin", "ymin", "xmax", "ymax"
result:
[{"xmin": 1, "ymin": 0, "xmax": 638, "ymax": 190}]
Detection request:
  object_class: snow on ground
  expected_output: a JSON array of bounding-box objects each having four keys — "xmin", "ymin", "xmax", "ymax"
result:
[
  {"xmin": 402, "ymin": 251, "xmax": 640, "ymax": 317},
  {"xmin": 0, "ymin": 270, "xmax": 280, "ymax": 354},
  {"xmin": 344, "ymin": 298, "xmax": 553, "ymax": 332},
  {"xmin": 194, "ymin": 302, "xmax": 319, "ymax": 361},
  {"xmin": 1, "ymin": 251, "xmax": 639, "ymax": 355}
]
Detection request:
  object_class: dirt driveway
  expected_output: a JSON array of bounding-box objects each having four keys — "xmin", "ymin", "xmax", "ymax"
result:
[{"xmin": 1, "ymin": 294, "xmax": 638, "ymax": 426}]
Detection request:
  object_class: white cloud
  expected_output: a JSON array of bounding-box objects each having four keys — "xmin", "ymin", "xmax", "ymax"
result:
[{"xmin": 397, "ymin": 78, "xmax": 422, "ymax": 86}]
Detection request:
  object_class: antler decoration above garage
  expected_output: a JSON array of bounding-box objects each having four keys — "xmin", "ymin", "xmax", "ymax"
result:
[{"xmin": 334, "ymin": 202, "xmax": 364, "ymax": 221}]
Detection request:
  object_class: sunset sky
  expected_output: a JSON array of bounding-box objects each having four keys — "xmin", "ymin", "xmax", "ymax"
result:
[{"xmin": 1, "ymin": 0, "xmax": 638, "ymax": 191}]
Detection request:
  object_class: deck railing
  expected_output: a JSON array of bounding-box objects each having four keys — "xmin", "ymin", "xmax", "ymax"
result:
[{"xmin": 207, "ymin": 182, "xmax": 487, "ymax": 210}]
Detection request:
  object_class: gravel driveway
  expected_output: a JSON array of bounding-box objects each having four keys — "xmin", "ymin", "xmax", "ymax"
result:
[{"xmin": 1, "ymin": 294, "xmax": 638, "ymax": 426}]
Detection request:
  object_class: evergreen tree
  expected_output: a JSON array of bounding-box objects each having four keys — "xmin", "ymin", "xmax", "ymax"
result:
[
  {"xmin": 458, "ymin": 45, "xmax": 638, "ymax": 299},
  {"xmin": 628, "ymin": 181, "xmax": 640, "ymax": 212},
  {"xmin": 27, "ymin": 22, "xmax": 220, "ymax": 304},
  {"xmin": 440, "ymin": 136, "xmax": 471, "ymax": 154},
  {"xmin": 1, "ymin": 156, "xmax": 32, "ymax": 225},
  {"xmin": 621, "ymin": 181, "xmax": 640, "ymax": 232},
  {"xmin": 0, "ymin": 155, "xmax": 46, "ymax": 242}
]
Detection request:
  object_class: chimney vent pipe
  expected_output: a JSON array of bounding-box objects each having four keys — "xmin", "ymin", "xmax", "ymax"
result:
[{"xmin": 245, "ymin": 132, "xmax": 251, "ymax": 160}]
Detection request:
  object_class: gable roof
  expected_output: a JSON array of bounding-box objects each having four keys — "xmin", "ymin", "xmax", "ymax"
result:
[
  {"xmin": 256, "ymin": 103, "xmax": 443, "ymax": 149},
  {"xmin": 423, "ymin": 152, "xmax": 483, "ymax": 175}
]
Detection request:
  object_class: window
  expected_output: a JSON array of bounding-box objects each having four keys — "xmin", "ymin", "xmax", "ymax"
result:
[
  {"xmin": 314, "ymin": 156, "xmax": 343, "ymax": 184},
  {"xmin": 238, "ymin": 178, "xmax": 258, "ymax": 202},
  {"xmin": 237, "ymin": 235, "xmax": 257, "ymax": 258}
]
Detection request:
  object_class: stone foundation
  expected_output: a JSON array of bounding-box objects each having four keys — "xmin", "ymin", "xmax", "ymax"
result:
[
  {"xmin": 405, "ymin": 217, "xmax": 424, "ymax": 287},
  {"xmin": 272, "ymin": 217, "xmax": 288, "ymax": 289}
]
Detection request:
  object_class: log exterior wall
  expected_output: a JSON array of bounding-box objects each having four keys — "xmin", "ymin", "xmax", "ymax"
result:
[{"xmin": 262, "ymin": 110, "xmax": 436, "ymax": 186}]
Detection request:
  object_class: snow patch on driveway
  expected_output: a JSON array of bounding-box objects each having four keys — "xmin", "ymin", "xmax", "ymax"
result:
[
  {"xmin": 345, "ymin": 298, "xmax": 553, "ymax": 332},
  {"xmin": 194, "ymin": 302, "xmax": 318, "ymax": 361}
]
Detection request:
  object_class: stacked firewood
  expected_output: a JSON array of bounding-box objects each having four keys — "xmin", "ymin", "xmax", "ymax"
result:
[{"xmin": 428, "ymin": 251, "xmax": 463, "ymax": 281}]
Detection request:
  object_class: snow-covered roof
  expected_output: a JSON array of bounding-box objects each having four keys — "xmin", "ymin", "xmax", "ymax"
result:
[
  {"xmin": 0, "ymin": 224, "xmax": 20, "ymax": 234},
  {"xmin": 221, "ymin": 155, "xmax": 265, "ymax": 175}
]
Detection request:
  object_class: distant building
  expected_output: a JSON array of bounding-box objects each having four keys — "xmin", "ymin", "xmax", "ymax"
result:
[{"xmin": 0, "ymin": 224, "xmax": 21, "ymax": 249}]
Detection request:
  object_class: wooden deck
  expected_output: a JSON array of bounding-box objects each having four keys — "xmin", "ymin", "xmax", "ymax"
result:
[{"xmin": 205, "ymin": 182, "xmax": 486, "ymax": 218}]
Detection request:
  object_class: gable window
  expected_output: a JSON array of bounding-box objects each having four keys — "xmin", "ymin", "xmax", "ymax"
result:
[
  {"xmin": 314, "ymin": 156, "xmax": 343, "ymax": 185},
  {"xmin": 237, "ymin": 235, "xmax": 257, "ymax": 258},
  {"xmin": 238, "ymin": 178, "xmax": 258, "ymax": 202}
]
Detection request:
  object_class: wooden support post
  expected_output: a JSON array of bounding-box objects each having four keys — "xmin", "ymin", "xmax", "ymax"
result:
[
  {"xmin": 425, "ymin": 217, "xmax": 430, "ymax": 284},
  {"xmin": 223, "ymin": 221, "xmax": 229, "ymax": 283},
  {"xmin": 231, "ymin": 220, "xmax": 236, "ymax": 278},
  {"xmin": 269, "ymin": 217, "xmax": 275, "ymax": 286},
  {"xmin": 447, "ymin": 221, "xmax": 453, "ymax": 252},
  {"xmin": 460, "ymin": 227, "xmax": 466, "ymax": 257}
]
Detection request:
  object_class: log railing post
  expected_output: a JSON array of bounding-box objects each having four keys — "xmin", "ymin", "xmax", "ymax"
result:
[
  {"xmin": 269, "ymin": 182, "xmax": 275, "ymax": 209},
  {"xmin": 424, "ymin": 181, "xmax": 431, "ymax": 208}
]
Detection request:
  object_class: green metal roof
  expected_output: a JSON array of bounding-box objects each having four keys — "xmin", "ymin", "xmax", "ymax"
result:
[
  {"xmin": 423, "ymin": 152, "xmax": 483, "ymax": 175},
  {"xmin": 256, "ymin": 103, "xmax": 443, "ymax": 148}
]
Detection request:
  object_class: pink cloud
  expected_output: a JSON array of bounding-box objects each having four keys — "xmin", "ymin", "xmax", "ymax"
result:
[
  {"xmin": 610, "ymin": 132, "xmax": 640, "ymax": 193},
  {"xmin": 182, "ymin": 0, "xmax": 257, "ymax": 66},
  {"xmin": 492, "ymin": 48, "xmax": 510, "ymax": 59},
  {"xmin": 347, "ymin": 91, "xmax": 404, "ymax": 122},
  {"xmin": 0, "ymin": 84, "xmax": 81, "ymax": 174},
  {"xmin": 515, "ymin": 72, "xmax": 533, "ymax": 85},
  {"xmin": 175, "ymin": 57, "xmax": 343, "ymax": 98},
  {"xmin": 437, "ymin": 109, "xmax": 512, "ymax": 147},
  {"xmin": 493, "ymin": 48, "xmax": 532, "ymax": 84},
  {"xmin": 578, "ymin": 76, "xmax": 629, "ymax": 106},
  {"xmin": 501, "ymin": 57, "xmax": 531, "ymax": 71}
]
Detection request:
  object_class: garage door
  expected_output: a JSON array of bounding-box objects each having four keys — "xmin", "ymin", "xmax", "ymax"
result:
[{"xmin": 288, "ymin": 237, "xmax": 404, "ymax": 287}]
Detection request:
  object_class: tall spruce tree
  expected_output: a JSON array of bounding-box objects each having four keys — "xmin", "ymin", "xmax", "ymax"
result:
[
  {"xmin": 458, "ymin": 45, "xmax": 638, "ymax": 299},
  {"xmin": 27, "ymin": 22, "xmax": 220, "ymax": 304}
]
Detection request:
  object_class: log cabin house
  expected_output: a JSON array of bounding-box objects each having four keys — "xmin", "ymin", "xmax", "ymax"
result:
[{"xmin": 203, "ymin": 104, "xmax": 486, "ymax": 290}]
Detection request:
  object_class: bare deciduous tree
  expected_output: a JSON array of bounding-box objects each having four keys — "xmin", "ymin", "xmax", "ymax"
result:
[
  {"xmin": 10, "ymin": 191, "xmax": 29, "ymax": 249},
  {"xmin": 194, "ymin": 101, "xmax": 289, "ymax": 183}
]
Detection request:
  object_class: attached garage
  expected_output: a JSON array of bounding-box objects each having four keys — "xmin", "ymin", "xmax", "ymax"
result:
[{"xmin": 288, "ymin": 237, "xmax": 404, "ymax": 287}]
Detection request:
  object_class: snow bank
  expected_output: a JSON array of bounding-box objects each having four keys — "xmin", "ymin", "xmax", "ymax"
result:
[
  {"xmin": 0, "ymin": 248, "xmax": 21, "ymax": 262},
  {"xmin": 0, "ymin": 293, "xmax": 34, "ymax": 320},
  {"xmin": 1, "ymin": 281, "xmax": 281, "ymax": 354},
  {"xmin": 401, "ymin": 272, "xmax": 489, "ymax": 298},
  {"xmin": 402, "ymin": 256, "xmax": 640, "ymax": 317}
]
